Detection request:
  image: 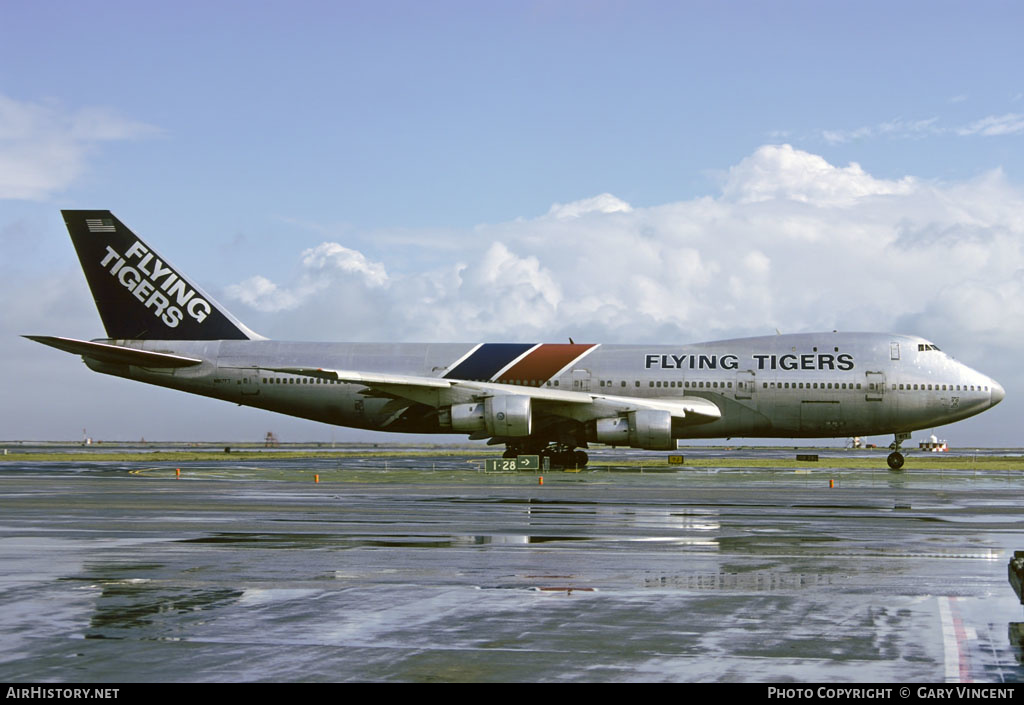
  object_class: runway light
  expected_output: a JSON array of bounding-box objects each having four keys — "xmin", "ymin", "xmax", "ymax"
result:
[
  {"xmin": 315, "ymin": 474, "xmax": 319, "ymax": 484},
  {"xmin": 539, "ymin": 476, "xmax": 543, "ymax": 485},
  {"xmin": 176, "ymin": 468, "xmax": 180, "ymax": 479}
]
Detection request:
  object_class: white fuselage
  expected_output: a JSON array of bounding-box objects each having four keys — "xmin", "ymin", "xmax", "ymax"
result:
[{"xmin": 88, "ymin": 332, "xmax": 1004, "ymax": 441}]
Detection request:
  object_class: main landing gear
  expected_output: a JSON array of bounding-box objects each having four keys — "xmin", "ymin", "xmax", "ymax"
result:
[
  {"xmin": 887, "ymin": 432, "xmax": 911, "ymax": 471},
  {"xmin": 503, "ymin": 443, "xmax": 588, "ymax": 468}
]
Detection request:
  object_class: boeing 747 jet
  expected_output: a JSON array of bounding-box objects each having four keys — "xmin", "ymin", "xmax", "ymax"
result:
[{"xmin": 26, "ymin": 211, "xmax": 1005, "ymax": 469}]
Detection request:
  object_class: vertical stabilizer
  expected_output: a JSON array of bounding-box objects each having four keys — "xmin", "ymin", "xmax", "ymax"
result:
[{"xmin": 62, "ymin": 210, "xmax": 258, "ymax": 340}]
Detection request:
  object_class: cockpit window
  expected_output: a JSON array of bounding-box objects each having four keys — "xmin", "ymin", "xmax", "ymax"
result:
[{"xmin": 917, "ymin": 343, "xmax": 941, "ymax": 352}]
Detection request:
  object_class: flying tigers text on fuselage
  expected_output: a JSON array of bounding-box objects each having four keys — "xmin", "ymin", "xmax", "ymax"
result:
[{"xmin": 643, "ymin": 352, "xmax": 856, "ymax": 371}]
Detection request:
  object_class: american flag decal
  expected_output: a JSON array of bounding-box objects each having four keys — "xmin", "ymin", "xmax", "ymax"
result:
[{"xmin": 85, "ymin": 218, "xmax": 115, "ymax": 233}]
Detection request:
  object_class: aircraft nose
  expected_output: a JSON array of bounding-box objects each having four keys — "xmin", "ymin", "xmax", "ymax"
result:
[{"xmin": 991, "ymin": 380, "xmax": 1006, "ymax": 407}]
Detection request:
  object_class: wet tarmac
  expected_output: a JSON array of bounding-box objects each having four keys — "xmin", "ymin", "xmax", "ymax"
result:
[{"xmin": 0, "ymin": 449, "xmax": 1022, "ymax": 682}]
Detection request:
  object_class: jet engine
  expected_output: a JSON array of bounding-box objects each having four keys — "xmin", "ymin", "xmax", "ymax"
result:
[
  {"xmin": 590, "ymin": 409, "xmax": 675, "ymax": 450},
  {"xmin": 447, "ymin": 395, "xmax": 533, "ymax": 437}
]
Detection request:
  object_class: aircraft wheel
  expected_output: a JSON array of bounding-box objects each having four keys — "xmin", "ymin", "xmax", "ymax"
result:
[
  {"xmin": 887, "ymin": 452, "xmax": 905, "ymax": 471},
  {"xmin": 502, "ymin": 449, "xmax": 516, "ymax": 459},
  {"xmin": 573, "ymin": 450, "xmax": 588, "ymax": 467}
]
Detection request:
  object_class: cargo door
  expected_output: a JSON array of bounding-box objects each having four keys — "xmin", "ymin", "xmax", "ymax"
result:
[
  {"xmin": 865, "ymin": 371, "xmax": 885, "ymax": 402},
  {"xmin": 734, "ymin": 370, "xmax": 755, "ymax": 400},
  {"xmin": 572, "ymin": 368, "xmax": 591, "ymax": 392}
]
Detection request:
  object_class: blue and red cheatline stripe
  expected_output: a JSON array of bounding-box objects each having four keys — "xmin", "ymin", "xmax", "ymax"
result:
[{"xmin": 444, "ymin": 343, "xmax": 597, "ymax": 385}]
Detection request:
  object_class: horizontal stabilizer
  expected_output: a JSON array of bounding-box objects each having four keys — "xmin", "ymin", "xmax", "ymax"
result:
[{"xmin": 24, "ymin": 336, "xmax": 203, "ymax": 368}]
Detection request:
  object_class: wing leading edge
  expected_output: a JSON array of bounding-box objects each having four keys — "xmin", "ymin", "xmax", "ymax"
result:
[{"xmin": 268, "ymin": 365, "xmax": 722, "ymax": 427}]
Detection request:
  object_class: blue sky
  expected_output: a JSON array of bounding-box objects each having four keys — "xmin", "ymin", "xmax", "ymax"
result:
[{"xmin": 1, "ymin": 1, "xmax": 1022, "ymax": 444}]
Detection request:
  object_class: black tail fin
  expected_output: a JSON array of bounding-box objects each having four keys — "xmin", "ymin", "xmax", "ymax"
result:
[{"xmin": 62, "ymin": 210, "xmax": 258, "ymax": 340}]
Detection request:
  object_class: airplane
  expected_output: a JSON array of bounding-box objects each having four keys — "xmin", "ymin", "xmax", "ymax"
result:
[{"xmin": 26, "ymin": 210, "xmax": 1005, "ymax": 471}]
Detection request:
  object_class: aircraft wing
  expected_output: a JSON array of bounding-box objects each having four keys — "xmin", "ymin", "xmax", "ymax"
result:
[{"xmin": 267, "ymin": 366, "xmax": 722, "ymax": 426}]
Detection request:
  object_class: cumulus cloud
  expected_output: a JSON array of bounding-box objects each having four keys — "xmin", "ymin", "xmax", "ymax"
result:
[
  {"xmin": 226, "ymin": 144, "xmax": 1024, "ymax": 372},
  {"xmin": 722, "ymin": 144, "xmax": 916, "ymax": 206},
  {"xmin": 0, "ymin": 94, "xmax": 159, "ymax": 200},
  {"xmin": 226, "ymin": 243, "xmax": 389, "ymax": 313}
]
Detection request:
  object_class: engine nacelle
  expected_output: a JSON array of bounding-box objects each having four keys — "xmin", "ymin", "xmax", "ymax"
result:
[
  {"xmin": 448, "ymin": 395, "xmax": 533, "ymax": 437},
  {"xmin": 589, "ymin": 409, "xmax": 676, "ymax": 450},
  {"xmin": 629, "ymin": 409, "xmax": 675, "ymax": 450},
  {"xmin": 485, "ymin": 394, "xmax": 532, "ymax": 437},
  {"xmin": 593, "ymin": 416, "xmax": 630, "ymax": 445},
  {"xmin": 450, "ymin": 401, "xmax": 486, "ymax": 433}
]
